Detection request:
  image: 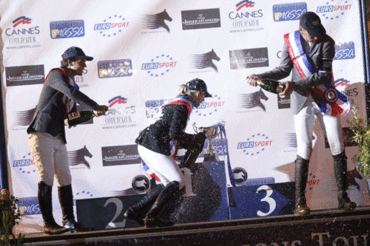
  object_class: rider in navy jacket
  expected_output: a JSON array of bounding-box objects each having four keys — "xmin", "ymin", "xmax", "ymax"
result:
[
  {"xmin": 27, "ymin": 47, "xmax": 107, "ymax": 235},
  {"xmin": 126, "ymin": 78, "xmax": 212, "ymax": 228}
]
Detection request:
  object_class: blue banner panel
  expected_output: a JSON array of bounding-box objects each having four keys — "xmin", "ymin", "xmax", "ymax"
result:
[
  {"xmin": 228, "ymin": 182, "xmax": 295, "ymax": 219},
  {"xmin": 203, "ymin": 161, "xmax": 229, "ymax": 221},
  {"xmin": 77, "ymin": 195, "xmax": 144, "ymax": 230}
]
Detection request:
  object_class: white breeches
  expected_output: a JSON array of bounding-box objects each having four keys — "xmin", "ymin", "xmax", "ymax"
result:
[
  {"xmin": 294, "ymin": 97, "xmax": 344, "ymax": 160},
  {"xmin": 28, "ymin": 132, "xmax": 71, "ymax": 186},
  {"xmin": 138, "ymin": 145, "xmax": 185, "ymax": 189}
]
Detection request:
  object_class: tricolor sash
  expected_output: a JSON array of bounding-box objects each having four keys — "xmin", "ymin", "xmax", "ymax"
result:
[
  {"xmin": 164, "ymin": 95, "xmax": 194, "ymax": 116},
  {"xmin": 284, "ymin": 30, "xmax": 350, "ymax": 116}
]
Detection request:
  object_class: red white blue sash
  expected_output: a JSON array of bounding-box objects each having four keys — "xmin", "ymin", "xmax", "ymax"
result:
[
  {"xmin": 164, "ymin": 95, "xmax": 194, "ymax": 115},
  {"xmin": 284, "ymin": 30, "xmax": 350, "ymax": 116}
]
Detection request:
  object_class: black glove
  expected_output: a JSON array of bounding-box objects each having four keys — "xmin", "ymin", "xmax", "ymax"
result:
[{"xmin": 193, "ymin": 132, "xmax": 206, "ymax": 151}]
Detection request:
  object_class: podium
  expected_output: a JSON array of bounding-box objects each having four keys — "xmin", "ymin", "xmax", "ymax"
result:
[{"xmin": 76, "ymin": 160, "xmax": 294, "ymax": 229}]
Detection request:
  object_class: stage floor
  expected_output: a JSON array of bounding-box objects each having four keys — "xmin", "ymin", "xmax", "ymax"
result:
[{"xmin": 14, "ymin": 206, "xmax": 370, "ymax": 246}]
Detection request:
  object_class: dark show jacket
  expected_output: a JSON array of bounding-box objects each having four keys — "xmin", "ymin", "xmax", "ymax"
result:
[
  {"xmin": 27, "ymin": 68, "xmax": 98, "ymax": 143},
  {"xmin": 257, "ymin": 33, "xmax": 335, "ymax": 115},
  {"xmin": 136, "ymin": 103, "xmax": 198, "ymax": 156}
]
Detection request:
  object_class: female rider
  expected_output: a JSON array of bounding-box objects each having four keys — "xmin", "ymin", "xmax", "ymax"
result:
[{"xmin": 124, "ymin": 78, "xmax": 212, "ymax": 227}]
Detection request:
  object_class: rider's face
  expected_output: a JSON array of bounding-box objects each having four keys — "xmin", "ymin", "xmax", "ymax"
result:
[
  {"xmin": 193, "ymin": 91, "xmax": 206, "ymax": 108},
  {"xmin": 299, "ymin": 27, "xmax": 321, "ymax": 44},
  {"xmin": 68, "ymin": 58, "xmax": 86, "ymax": 76}
]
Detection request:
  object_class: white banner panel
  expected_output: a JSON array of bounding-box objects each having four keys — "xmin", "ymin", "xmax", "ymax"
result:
[{"xmin": 1, "ymin": 0, "xmax": 369, "ymax": 232}]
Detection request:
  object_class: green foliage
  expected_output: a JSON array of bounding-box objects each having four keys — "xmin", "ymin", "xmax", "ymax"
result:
[
  {"xmin": 0, "ymin": 189, "xmax": 24, "ymax": 246},
  {"xmin": 347, "ymin": 106, "xmax": 370, "ymax": 176}
]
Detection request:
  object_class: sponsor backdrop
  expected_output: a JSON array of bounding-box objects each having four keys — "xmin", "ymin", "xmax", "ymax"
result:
[{"xmin": 1, "ymin": 0, "xmax": 370, "ymax": 232}]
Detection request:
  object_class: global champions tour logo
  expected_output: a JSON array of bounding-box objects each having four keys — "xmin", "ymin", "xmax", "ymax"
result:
[
  {"xmin": 228, "ymin": 0, "xmax": 264, "ymax": 32},
  {"xmin": 316, "ymin": 0, "xmax": 352, "ymax": 20},
  {"xmin": 141, "ymin": 54, "xmax": 177, "ymax": 77},
  {"xmin": 237, "ymin": 133, "xmax": 273, "ymax": 156},
  {"xmin": 238, "ymin": 89, "xmax": 269, "ymax": 111},
  {"xmin": 189, "ymin": 49, "xmax": 220, "ymax": 73},
  {"xmin": 68, "ymin": 146, "xmax": 93, "ymax": 169},
  {"xmin": 142, "ymin": 9, "xmax": 172, "ymax": 33},
  {"xmin": 5, "ymin": 16, "xmax": 41, "ymax": 47},
  {"xmin": 14, "ymin": 108, "xmax": 36, "ymax": 127},
  {"xmin": 94, "ymin": 15, "xmax": 129, "ymax": 37}
]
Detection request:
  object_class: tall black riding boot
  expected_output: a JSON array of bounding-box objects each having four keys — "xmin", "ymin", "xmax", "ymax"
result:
[
  {"xmin": 58, "ymin": 185, "xmax": 90, "ymax": 232},
  {"xmin": 124, "ymin": 184, "xmax": 164, "ymax": 226},
  {"xmin": 38, "ymin": 181, "xmax": 68, "ymax": 235},
  {"xmin": 143, "ymin": 181, "xmax": 179, "ymax": 228},
  {"xmin": 333, "ymin": 151, "xmax": 357, "ymax": 211},
  {"xmin": 295, "ymin": 156, "xmax": 310, "ymax": 216}
]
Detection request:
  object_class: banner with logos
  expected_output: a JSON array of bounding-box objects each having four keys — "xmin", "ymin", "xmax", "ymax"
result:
[{"xmin": 1, "ymin": 0, "xmax": 369, "ymax": 232}]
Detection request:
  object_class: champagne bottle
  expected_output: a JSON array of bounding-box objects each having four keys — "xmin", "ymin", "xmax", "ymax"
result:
[
  {"xmin": 256, "ymin": 79, "xmax": 285, "ymax": 94},
  {"xmin": 181, "ymin": 148, "xmax": 202, "ymax": 169},
  {"xmin": 66, "ymin": 111, "xmax": 94, "ymax": 127},
  {"xmin": 181, "ymin": 133, "xmax": 206, "ymax": 168}
]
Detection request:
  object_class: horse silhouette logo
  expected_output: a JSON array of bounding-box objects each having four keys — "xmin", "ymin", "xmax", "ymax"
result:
[
  {"xmin": 189, "ymin": 49, "xmax": 220, "ymax": 72},
  {"xmin": 284, "ymin": 133, "xmax": 297, "ymax": 148},
  {"xmin": 132, "ymin": 175, "xmax": 150, "ymax": 193},
  {"xmin": 239, "ymin": 89, "xmax": 268, "ymax": 111},
  {"xmin": 14, "ymin": 108, "xmax": 36, "ymax": 126},
  {"xmin": 232, "ymin": 167, "xmax": 248, "ymax": 186},
  {"xmin": 143, "ymin": 9, "xmax": 172, "ymax": 32},
  {"xmin": 68, "ymin": 145, "xmax": 92, "ymax": 169}
]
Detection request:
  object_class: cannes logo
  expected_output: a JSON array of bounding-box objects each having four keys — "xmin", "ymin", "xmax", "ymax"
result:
[
  {"xmin": 236, "ymin": 0, "xmax": 255, "ymax": 11},
  {"xmin": 13, "ymin": 16, "xmax": 32, "ymax": 28},
  {"xmin": 335, "ymin": 78, "xmax": 350, "ymax": 88},
  {"xmin": 142, "ymin": 9, "xmax": 172, "ymax": 33},
  {"xmin": 109, "ymin": 96, "xmax": 128, "ymax": 107}
]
